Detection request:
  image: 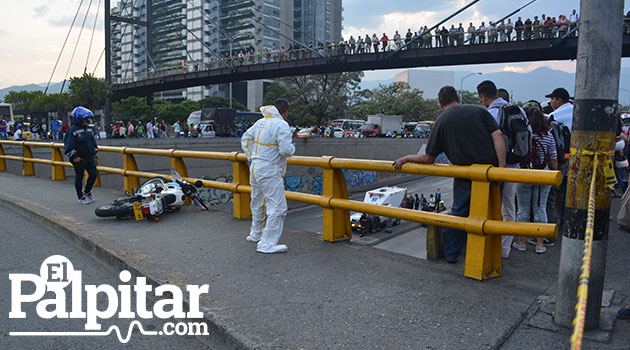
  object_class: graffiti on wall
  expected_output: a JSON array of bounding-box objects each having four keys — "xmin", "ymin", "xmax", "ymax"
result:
[
  {"xmin": 198, "ymin": 175, "xmax": 234, "ymax": 205},
  {"xmin": 285, "ymin": 169, "xmax": 395, "ymax": 196}
]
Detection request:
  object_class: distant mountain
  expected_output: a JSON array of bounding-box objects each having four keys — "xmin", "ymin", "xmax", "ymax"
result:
[
  {"xmin": 0, "ymin": 81, "xmax": 65, "ymax": 102},
  {"xmin": 360, "ymin": 67, "xmax": 630, "ymax": 105}
]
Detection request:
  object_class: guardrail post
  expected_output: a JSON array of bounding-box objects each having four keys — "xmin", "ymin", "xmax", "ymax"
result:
[
  {"xmin": 322, "ymin": 156, "xmax": 351, "ymax": 242},
  {"xmin": 22, "ymin": 142, "xmax": 34, "ymax": 176},
  {"xmin": 170, "ymin": 150, "xmax": 189, "ymax": 203},
  {"xmin": 464, "ymin": 165, "xmax": 502, "ymax": 281},
  {"xmin": 93, "ymin": 159, "xmax": 101, "ymax": 187},
  {"xmin": 122, "ymin": 148, "xmax": 140, "ymax": 194},
  {"xmin": 169, "ymin": 150, "xmax": 189, "ymax": 178},
  {"xmin": 51, "ymin": 145, "xmax": 65, "ymax": 180},
  {"xmin": 0, "ymin": 143, "xmax": 6, "ymax": 171},
  {"xmin": 232, "ymin": 153, "xmax": 251, "ymax": 219}
]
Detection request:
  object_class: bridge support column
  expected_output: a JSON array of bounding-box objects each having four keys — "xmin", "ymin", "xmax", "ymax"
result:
[{"xmin": 322, "ymin": 157, "xmax": 351, "ymax": 242}]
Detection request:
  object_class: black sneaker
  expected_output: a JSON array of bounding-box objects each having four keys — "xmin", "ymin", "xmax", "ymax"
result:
[{"xmin": 527, "ymin": 237, "xmax": 556, "ymax": 246}]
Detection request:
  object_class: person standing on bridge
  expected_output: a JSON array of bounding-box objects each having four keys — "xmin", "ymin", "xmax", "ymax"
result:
[
  {"xmin": 241, "ymin": 99, "xmax": 296, "ymax": 254},
  {"xmin": 477, "ymin": 80, "xmax": 529, "ymax": 259},
  {"xmin": 393, "ymin": 86, "xmax": 506, "ymax": 263},
  {"xmin": 64, "ymin": 107, "xmax": 99, "ymax": 205}
]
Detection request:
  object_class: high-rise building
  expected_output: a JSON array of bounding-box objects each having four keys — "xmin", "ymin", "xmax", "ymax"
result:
[{"xmin": 110, "ymin": 0, "xmax": 343, "ymax": 109}]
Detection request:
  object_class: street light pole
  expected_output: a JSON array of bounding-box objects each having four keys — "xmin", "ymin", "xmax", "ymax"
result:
[
  {"xmin": 229, "ymin": 40, "xmax": 232, "ymax": 109},
  {"xmin": 459, "ymin": 72, "xmax": 482, "ymax": 95},
  {"xmin": 620, "ymin": 88, "xmax": 630, "ymax": 106}
]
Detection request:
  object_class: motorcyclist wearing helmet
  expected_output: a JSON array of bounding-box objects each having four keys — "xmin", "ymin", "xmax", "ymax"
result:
[{"xmin": 64, "ymin": 106, "xmax": 99, "ymax": 204}]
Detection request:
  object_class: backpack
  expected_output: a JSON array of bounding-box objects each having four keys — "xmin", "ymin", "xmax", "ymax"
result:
[
  {"xmin": 520, "ymin": 138, "xmax": 547, "ymax": 170},
  {"xmin": 548, "ymin": 117, "xmax": 571, "ymax": 161},
  {"xmin": 492, "ymin": 103, "xmax": 531, "ymax": 164}
]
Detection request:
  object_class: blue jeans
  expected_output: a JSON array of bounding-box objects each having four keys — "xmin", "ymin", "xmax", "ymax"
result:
[
  {"xmin": 516, "ymin": 183, "xmax": 551, "ymax": 224},
  {"xmin": 0, "ymin": 132, "xmax": 7, "ymax": 140},
  {"xmin": 444, "ymin": 178, "xmax": 471, "ymax": 262}
]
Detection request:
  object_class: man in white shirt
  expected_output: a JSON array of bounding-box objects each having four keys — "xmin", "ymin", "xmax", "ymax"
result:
[
  {"xmin": 477, "ymin": 80, "xmax": 528, "ymax": 259},
  {"xmin": 569, "ymin": 9, "xmax": 579, "ymax": 37},
  {"xmin": 546, "ymin": 88, "xmax": 574, "ymax": 129}
]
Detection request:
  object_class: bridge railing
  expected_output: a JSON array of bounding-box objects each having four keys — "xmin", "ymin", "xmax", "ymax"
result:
[{"xmin": 0, "ymin": 140, "xmax": 562, "ymax": 281}]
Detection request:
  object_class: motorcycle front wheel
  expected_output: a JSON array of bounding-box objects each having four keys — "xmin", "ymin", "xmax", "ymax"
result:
[{"xmin": 95, "ymin": 203, "xmax": 136, "ymax": 218}]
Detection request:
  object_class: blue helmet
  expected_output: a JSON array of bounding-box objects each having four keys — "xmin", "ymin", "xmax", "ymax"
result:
[{"xmin": 72, "ymin": 106, "xmax": 93, "ymax": 124}]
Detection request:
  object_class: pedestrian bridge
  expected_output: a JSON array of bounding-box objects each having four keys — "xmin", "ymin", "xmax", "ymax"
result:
[{"xmin": 111, "ymin": 34, "xmax": 630, "ymax": 101}]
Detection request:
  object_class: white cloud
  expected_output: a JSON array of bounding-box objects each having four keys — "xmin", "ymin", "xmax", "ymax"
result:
[{"xmin": 33, "ymin": 4, "xmax": 49, "ymax": 18}]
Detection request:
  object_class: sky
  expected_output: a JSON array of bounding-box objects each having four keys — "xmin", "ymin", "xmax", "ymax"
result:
[{"xmin": 0, "ymin": 0, "xmax": 629, "ymax": 89}]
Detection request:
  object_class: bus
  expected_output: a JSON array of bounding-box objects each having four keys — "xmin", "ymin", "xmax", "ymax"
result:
[{"xmin": 0, "ymin": 103, "xmax": 14, "ymax": 123}]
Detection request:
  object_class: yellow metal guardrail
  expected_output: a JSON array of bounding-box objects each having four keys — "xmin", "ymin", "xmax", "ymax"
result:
[{"xmin": 0, "ymin": 140, "xmax": 562, "ymax": 280}]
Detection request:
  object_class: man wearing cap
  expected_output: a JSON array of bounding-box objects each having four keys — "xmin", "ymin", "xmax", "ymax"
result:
[
  {"xmin": 546, "ymin": 88, "xmax": 574, "ymax": 129},
  {"xmin": 545, "ymin": 87, "xmax": 574, "ymax": 228}
]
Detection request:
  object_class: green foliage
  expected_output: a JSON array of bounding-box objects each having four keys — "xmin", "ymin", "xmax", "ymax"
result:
[
  {"xmin": 349, "ymin": 82, "xmax": 441, "ymax": 122},
  {"xmin": 154, "ymin": 99, "xmax": 200, "ymax": 124},
  {"xmin": 68, "ymin": 73, "xmax": 112, "ymax": 110},
  {"xmin": 3, "ymin": 90, "xmax": 70, "ymax": 118},
  {"xmin": 112, "ymin": 96, "xmax": 153, "ymax": 122},
  {"xmin": 458, "ymin": 89, "xmax": 483, "ymax": 106},
  {"xmin": 263, "ymin": 72, "xmax": 363, "ymax": 126},
  {"xmin": 4, "ymin": 90, "xmax": 44, "ymax": 113},
  {"xmin": 198, "ymin": 96, "xmax": 247, "ymax": 111},
  {"xmin": 31, "ymin": 93, "xmax": 71, "ymax": 118}
]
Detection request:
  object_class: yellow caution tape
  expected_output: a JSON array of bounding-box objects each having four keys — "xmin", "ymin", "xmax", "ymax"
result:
[
  {"xmin": 569, "ymin": 148, "xmax": 617, "ymax": 190},
  {"xmin": 570, "ymin": 154, "xmax": 599, "ymax": 350}
]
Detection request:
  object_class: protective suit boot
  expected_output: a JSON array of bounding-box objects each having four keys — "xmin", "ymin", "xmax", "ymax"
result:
[
  {"xmin": 256, "ymin": 243, "xmax": 288, "ymax": 254},
  {"xmin": 246, "ymin": 234, "xmax": 261, "ymax": 243}
]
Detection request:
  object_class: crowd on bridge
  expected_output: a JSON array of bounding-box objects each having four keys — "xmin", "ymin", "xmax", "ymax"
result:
[{"xmin": 119, "ymin": 10, "xmax": 630, "ymax": 84}]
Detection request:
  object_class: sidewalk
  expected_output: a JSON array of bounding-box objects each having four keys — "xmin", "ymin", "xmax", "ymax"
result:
[{"xmin": 0, "ymin": 172, "xmax": 628, "ymax": 349}]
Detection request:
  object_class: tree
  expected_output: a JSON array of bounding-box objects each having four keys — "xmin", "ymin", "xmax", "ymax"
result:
[
  {"xmin": 263, "ymin": 72, "xmax": 363, "ymax": 126},
  {"xmin": 154, "ymin": 99, "xmax": 200, "ymax": 124},
  {"xmin": 198, "ymin": 96, "xmax": 247, "ymax": 111},
  {"xmin": 4, "ymin": 90, "xmax": 44, "ymax": 115},
  {"xmin": 458, "ymin": 89, "xmax": 483, "ymax": 105},
  {"xmin": 349, "ymin": 82, "xmax": 442, "ymax": 122},
  {"xmin": 30, "ymin": 93, "xmax": 71, "ymax": 120},
  {"xmin": 68, "ymin": 73, "xmax": 112, "ymax": 110},
  {"xmin": 112, "ymin": 96, "xmax": 153, "ymax": 122}
]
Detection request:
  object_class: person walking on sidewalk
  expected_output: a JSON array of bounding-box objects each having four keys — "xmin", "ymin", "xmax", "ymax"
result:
[
  {"xmin": 241, "ymin": 99, "xmax": 295, "ymax": 253},
  {"xmin": 64, "ymin": 106, "xmax": 99, "ymax": 205}
]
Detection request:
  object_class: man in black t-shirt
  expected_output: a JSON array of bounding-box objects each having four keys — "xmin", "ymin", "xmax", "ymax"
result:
[{"xmin": 394, "ymin": 86, "xmax": 506, "ymax": 263}]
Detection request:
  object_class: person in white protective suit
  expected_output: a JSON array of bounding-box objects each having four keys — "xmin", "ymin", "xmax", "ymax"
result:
[{"xmin": 241, "ymin": 99, "xmax": 296, "ymax": 253}]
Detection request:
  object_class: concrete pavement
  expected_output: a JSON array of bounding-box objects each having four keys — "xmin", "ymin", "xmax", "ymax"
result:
[{"xmin": 0, "ymin": 172, "xmax": 628, "ymax": 349}]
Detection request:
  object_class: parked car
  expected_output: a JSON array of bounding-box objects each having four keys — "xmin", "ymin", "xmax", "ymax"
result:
[
  {"xmin": 199, "ymin": 123, "xmax": 216, "ymax": 138},
  {"xmin": 296, "ymin": 128, "xmax": 315, "ymax": 138},
  {"xmin": 333, "ymin": 127, "xmax": 344, "ymax": 138}
]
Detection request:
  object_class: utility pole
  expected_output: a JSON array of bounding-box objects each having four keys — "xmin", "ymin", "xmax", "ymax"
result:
[
  {"xmin": 229, "ymin": 41, "xmax": 233, "ymax": 109},
  {"xmin": 104, "ymin": 0, "xmax": 112, "ymax": 125},
  {"xmin": 554, "ymin": 0, "xmax": 624, "ymax": 331}
]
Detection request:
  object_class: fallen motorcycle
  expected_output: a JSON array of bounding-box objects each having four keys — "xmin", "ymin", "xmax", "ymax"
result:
[{"xmin": 95, "ymin": 169, "xmax": 208, "ymax": 221}]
